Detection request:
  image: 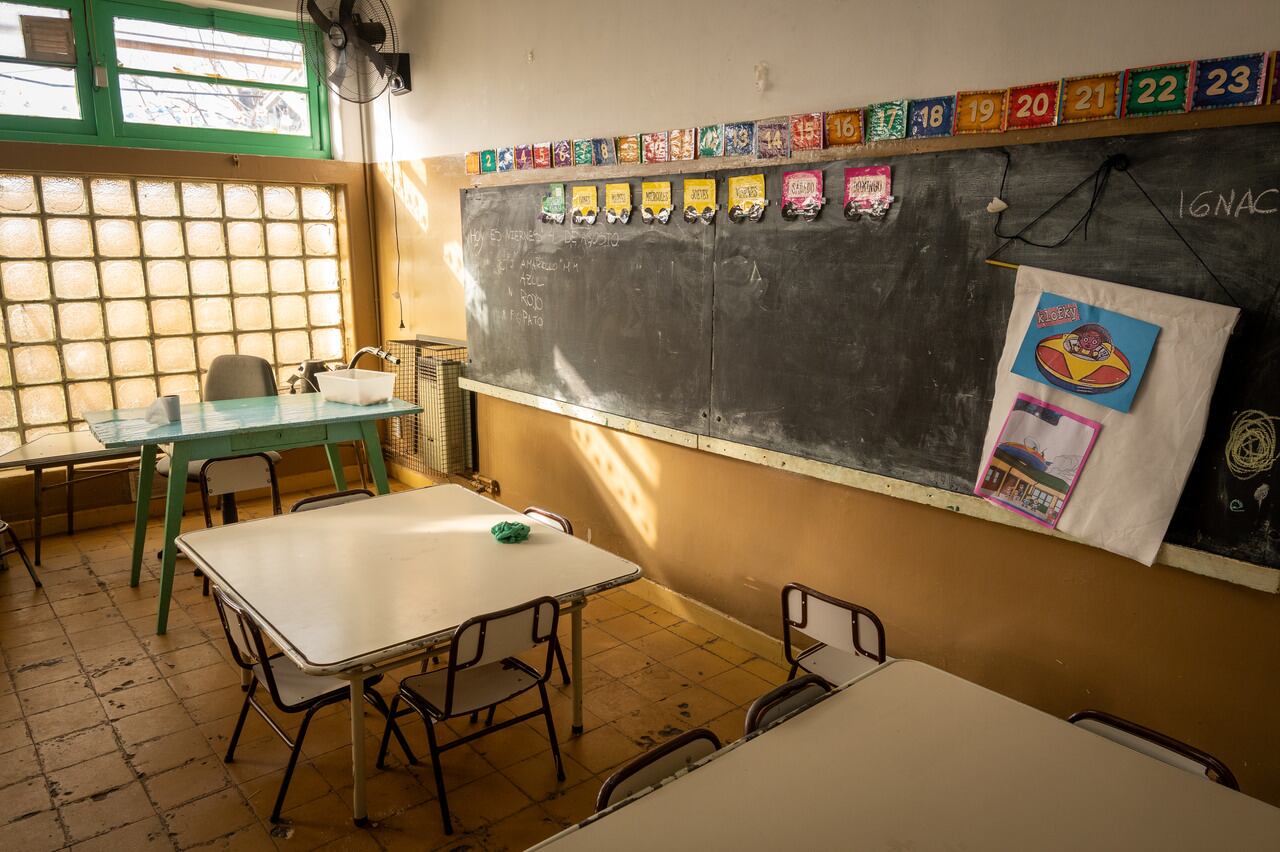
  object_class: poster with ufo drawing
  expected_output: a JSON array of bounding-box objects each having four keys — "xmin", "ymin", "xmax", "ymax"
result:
[
  {"xmin": 976, "ymin": 394, "xmax": 1101, "ymax": 528},
  {"xmin": 1010, "ymin": 292, "xmax": 1160, "ymax": 413}
]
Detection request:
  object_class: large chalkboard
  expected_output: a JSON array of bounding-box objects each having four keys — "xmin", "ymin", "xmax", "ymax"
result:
[{"xmin": 462, "ymin": 122, "xmax": 1280, "ymax": 570}]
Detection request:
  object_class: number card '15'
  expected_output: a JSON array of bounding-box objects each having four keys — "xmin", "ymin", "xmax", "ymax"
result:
[
  {"xmin": 1005, "ymin": 81, "xmax": 1060, "ymax": 130},
  {"xmin": 1058, "ymin": 72, "xmax": 1122, "ymax": 123},
  {"xmin": 1192, "ymin": 53, "xmax": 1268, "ymax": 110},
  {"xmin": 1123, "ymin": 62, "xmax": 1191, "ymax": 117},
  {"xmin": 955, "ymin": 90, "xmax": 1007, "ymax": 133}
]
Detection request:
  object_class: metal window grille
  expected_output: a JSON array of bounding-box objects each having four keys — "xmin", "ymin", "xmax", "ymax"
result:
[
  {"xmin": 384, "ymin": 338, "xmax": 474, "ymax": 477},
  {"xmin": 0, "ymin": 171, "xmax": 348, "ymax": 454}
]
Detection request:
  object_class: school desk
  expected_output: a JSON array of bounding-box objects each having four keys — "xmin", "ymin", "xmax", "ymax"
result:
[
  {"xmin": 532, "ymin": 660, "xmax": 1280, "ymax": 851},
  {"xmin": 0, "ymin": 431, "xmax": 140, "ymax": 564},
  {"xmin": 85, "ymin": 394, "xmax": 418, "ymax": 634},
  {"xmin": 176, "ymin": 484, "xmax": 642, "ymax": 824}
]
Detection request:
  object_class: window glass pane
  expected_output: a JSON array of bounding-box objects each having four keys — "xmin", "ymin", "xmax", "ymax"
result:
[
  {"xmin": 0, "ymin": 62, "xmax": 78, "ymax": 119},
  {"xmin": 112, "ymin": 17, "xmax": 306, "ymax": 87},
  {"xmin": 118, "ymin": 73, "xmax": 311, "ymax": 136},
  {"xmin": 0, "ymin": 174, "xmax": 36, "ymax": 212}
]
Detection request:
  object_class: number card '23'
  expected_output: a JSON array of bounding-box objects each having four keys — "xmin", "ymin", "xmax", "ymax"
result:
[{"xmin": 1191, "ymin": 53, "xmax": 1268, "ymax": 110}]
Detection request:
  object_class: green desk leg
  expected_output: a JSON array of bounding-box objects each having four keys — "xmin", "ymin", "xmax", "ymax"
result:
[
  {"xmin": 360, "ymin": 420, "xmax": 390, "ymax": 495},
  {"xmin": 155, "ymin": 442, "xmax": 189, "ymax": 635},
  {"xmin": 129, "ymin": 445, "xmax": 158, "ymax": 588},
  {"xmin": 324, "ymin": 444, "xmax": 348, "ymax": 491}
]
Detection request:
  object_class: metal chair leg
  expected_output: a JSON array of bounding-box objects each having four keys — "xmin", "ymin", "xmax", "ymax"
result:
[
  {"xmin": 553, "ymin": 638, "xmax": 571, "ymax": 685},
  {"xmin": 539, "ymin": 682, "xmax": 566, "ymax": 781},
  {"xmin": 224, "ymin": 680, "xmax": 257, "ymax": 762},
  {"xmin": 371, "ymin": 692, "xmax": 416, "ymax": 767},
  {"xmin": 423, "ymin": 717, "xmax": 453, "ymax": 835},
  {"xmin": 272, "ymin": 704, "xmax": 320, "ymax": 823},
  {"xmin": 484, "ymin": 706, "xmax": 496, "ymax": 727},
  {"xmin": 3, "ymin": 526, "xmax": 41, "ymax": 588}
]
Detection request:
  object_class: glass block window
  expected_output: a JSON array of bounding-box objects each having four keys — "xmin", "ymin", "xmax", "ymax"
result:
[{"xmin": 0, "ymin": 171, "xmax": 347, "ymax": 453}]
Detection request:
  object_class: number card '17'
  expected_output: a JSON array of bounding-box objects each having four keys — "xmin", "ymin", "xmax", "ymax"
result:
[
  {"xmin": 955, "ymin": 90, "xmax": 1007, "ymax": 133},
  {"xmin": 1005, "ymin": 81, "xmax": 1060, "ymax": 130},
  {"xmin": 1123, "ymin": 62, "xmax": 1191, "ymax": 117},
  {"xmin": 1192, "ymin": 53, "xmax": 1268, "ymax": 110},
  {"xmin": 1058, "ymin": 72, "xmax": 1122, "ymax": 123}
]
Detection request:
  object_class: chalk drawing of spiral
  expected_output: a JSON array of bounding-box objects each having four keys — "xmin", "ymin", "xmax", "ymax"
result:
[{"xmin": 1225, "ymin": 409, "xmax": 1279, "ymax": 481}]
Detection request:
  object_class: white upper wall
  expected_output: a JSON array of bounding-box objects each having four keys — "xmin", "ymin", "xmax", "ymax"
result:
[{"xmin": 363, "ymin": 0, "xmax": 1280, "ymax": 162}]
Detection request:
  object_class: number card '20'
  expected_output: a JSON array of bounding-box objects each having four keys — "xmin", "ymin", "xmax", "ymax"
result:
[{"xmin": 1005, "ymin": 81, "xmax": 1061, "ymax": 130}]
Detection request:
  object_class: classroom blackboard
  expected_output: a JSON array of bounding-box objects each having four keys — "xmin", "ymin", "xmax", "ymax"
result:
[{"xmin": 462, "ymin": 122, "xmax": 1280, "ymax": 571}]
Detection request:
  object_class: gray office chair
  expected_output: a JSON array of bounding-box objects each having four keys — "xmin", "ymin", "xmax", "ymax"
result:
[
  {"xmin": 596, "ymin": 728, "xmax": 721, "ymax": 812},
  {"xmin": 157, "ymin": 355, "xmax": 282, "ymax": 593}
]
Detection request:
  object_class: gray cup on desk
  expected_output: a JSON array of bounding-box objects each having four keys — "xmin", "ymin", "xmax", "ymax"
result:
[{"xmin": 157, "ymin": 394, "xmax": 181, "ymax": 423}]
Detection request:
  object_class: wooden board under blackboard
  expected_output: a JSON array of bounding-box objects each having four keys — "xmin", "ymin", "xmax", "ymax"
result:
[{"xmin": 462, "ymin": 122, "xmax": 1280, "ymax": 572}]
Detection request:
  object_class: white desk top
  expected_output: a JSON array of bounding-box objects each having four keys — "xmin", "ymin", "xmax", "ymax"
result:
[
  {"xmin": 535, "ymin": 660, "xmax": 1280, "ymax": 851},
  {"xmin": 0, "ymin": 430, "xmax": 139, "ymax": 470},
  {"xmin": 176, "ymin": 485, "xmax": 642, "ymax": 675}
]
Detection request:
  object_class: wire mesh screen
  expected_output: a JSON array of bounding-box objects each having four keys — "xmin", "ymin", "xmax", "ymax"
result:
[{"xmin": 384, "ymin": 338, "xmax": 474, "ymax": 477}]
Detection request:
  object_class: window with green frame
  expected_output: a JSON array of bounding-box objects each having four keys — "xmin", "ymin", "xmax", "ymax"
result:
[{"xmin": 0, "ymin": 0, "xmax": 330, "ymax": 158}]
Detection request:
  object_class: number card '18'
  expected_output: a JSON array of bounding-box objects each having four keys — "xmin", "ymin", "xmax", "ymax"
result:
[
  {"xmin": 1005, "ymin": 81, "xmax": 1060, "ymax": 129},
  {"xmin": 1192, "ymin": 53, "xmax": 1267, "ymax": 110},
  {"xmin": 908, "ymin": 96, "xmax": 954, "ymax": 138},
  {"xmin": 825, "ymin": 109, "xmax": 864, "ymax": 147},
  {"xmin": 1058, "ymin": 72, "xmax": 1122, "ymax": 123},
  {"xmin": 955, "ymin": 90, "xmax": 1007, "ymax": 133},
  {"xmin": 1123, "ymin": 63, "xmax": 1191, "ymax": 117}
]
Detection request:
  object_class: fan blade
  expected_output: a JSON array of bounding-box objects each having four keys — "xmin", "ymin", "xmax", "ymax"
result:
[
  {"xmin": 328, "ymin": 48, "xmax": 349, "ymax": 88},
  {"xmin": 338, "ymin": 0, "xmax": 356, "ymax": 20},
  {"xmin": 354, "ymin": 20, "xmax": 386, "ymax": 46},
  {"xmin": 352, "ymin": 37, "xmax": 388, "ymax": 77},
  {"xmin": 305, "ymin": 0, "xmax": 333, "ymax": 31}
]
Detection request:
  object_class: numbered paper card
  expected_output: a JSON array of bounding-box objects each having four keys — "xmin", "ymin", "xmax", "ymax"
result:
[
  {"xmin": 825, "ymin": 109, "xmax": 864, "ymax": 147},
  {"xmin": 669, "ymin": 128, "xmax": 697, "ymax": 161},
  {"xmin": 908, "ymin": 96, "xmax": 954, "ymax": 138},
  {"xmin": 572, "ymin": 140, "xmax": 594, "ymax": 166},
  {"xmin": 496, "ymin": 147, "xmax": 515, "ymax": 171},
  {"xmin": 1058, "ymin": 73, "xmax": 1122, "ymax": 123},
  {"xmin": 790, "ymin": 112, "xmax": 824, "ymax": 151},
  {"xmin": 683, "ymin": 178, "xmax": 716, "ymax": 211},
  {"xmin": 724, "ymin": 122, "xmax": 756, "ymax": 157},
  {"xmin": 616, "ymin": 135, "xmax": 641, "ymax": 164},
  {"xmin": 1270, "ymin": 51, "xmax": 1280, "ymax": 104},
  {"xmin": 1192, "ymin": 53, "xmax": 1267, "ymax": 110},
  {"xmin": 955, "ymin": 90, "xmax": 1007, "ymax": 133},
  {"xmin": 552, "ymin": 140, "xmax": 573, "ymax": 168},
  {"xmin": 1006, "ymin": 81, "xmax": 1061, "ymax": 130},
  {"xmin": 756, "ymin": 118, "xmax": 791, "ymax": 159},
  {"xmin": 480, "ymin": 149, "xmax": 497, "ymax": 173},
  {"xmin": 593, "ymin": 138, "xmax": 617, "ymax": 166},
  {"xmin": 866, "ymin": 100, "xmax": 907, "ymax": 141},
  {"xmin": 465, "ymin": 152, "xmax": 481, "ymax": 175},
  {"xmin": 698, "ymin": 125, "xmax": 725, "ymax": 158},
  {"xmin": 642, "ymin": 131, "xmax": 670, "ymax": 163},
  {"xmin": 533, "ymin": 143, "xmax": 552, "ymax": 169},
  {"xmin": 514, "ymin": 145, "xmax": 534, "ymax": 170},
  {"xmin": 1123, "ymin": 63, "xmax": 1191, "ymax": 117}
]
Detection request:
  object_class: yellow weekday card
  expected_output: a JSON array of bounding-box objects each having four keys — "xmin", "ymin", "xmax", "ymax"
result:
[
  {"xmin": 605, "ymin": 183, "xmax": 631, "ymax": 214},
  {"xmin": 641, "ymin": 181, "xmax": 672, "ymax": 210},
  {"xmin": 728, "ymin": 174, "xmax": 765, "ymax": 206},
  {"xmin": 684, "ymin": 179, "xmax": 716, "ymax": 210},
  {"xmin": 571, "ymin": 185, "xmax": 597, "ymax": 213}
]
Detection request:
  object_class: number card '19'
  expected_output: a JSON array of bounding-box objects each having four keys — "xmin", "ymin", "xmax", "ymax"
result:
[
  {"xmin": 955, "ymin": 90, "xmax": 1007, "ymax": 133},
  {"xmin": 1005, "ymin": 81, "xmax": 1060, "ymax": 130},
  {"xmin": 1123, "ymin": 62, "xmax": 1191, "ymax": 117},
  {"xmin": 1058, "ymin": 72, "xmax": 1122, "ymax": 123},
  {"xmin": 1191, "ymin": 53, "xmax": 1267, "ymax": 110},
  {"xmin": 908, "ymin": 96, "xmax": 954, "ymax": 138}
]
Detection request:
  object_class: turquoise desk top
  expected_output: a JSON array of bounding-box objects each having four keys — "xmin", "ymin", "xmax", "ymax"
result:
[{"xmin": 85, "ymin": 395, "xmax": 421, "ymax": 448}]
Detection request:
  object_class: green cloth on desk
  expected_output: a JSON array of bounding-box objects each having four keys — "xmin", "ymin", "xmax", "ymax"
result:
[{"xmin": 491, "ymin": 521, "xmax": 530, "ymax": 543}]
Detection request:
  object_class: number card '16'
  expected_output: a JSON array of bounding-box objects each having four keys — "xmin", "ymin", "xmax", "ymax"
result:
[
  {"xmin": 955, "ymin": 90, "xmax": 1007, "ymax": 133},
  {"xmin": 1005, "ymin": 81, "xmax": 1060, "ymax": 130},
  {"xmin": 1192, "ymin": 53, "xmax": 1267, "ymax": 110},
  {"xmin": 1123, "ymin": 63, "xmax": 1191, "ymax": 117},
  {"xmin": 908, "ymin": 96, "xmax": 954, "ymax": 138},
  {"xmin": 1058, "ymin": 72, "xmax": 1122, "ymax": 123}
]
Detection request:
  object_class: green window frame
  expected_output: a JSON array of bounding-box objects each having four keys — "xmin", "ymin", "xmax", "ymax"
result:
[{"xmin": 0, "ymin": 0, "xmax": 330, "ymax": 158}]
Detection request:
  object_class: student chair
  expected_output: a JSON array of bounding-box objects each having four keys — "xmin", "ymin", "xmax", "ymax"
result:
[
  {"xmin": 596, "ymin": 728, "xmax": 722, "ymax": 813},
  {"xmin": 211, "ymin": 587, "xmax": 413, "ymax": 823},
  {"xmin": 743, "ymin": 674, "xmax": 832, "ymax": 736},
  {"xmin": 522, "ymin": 505, "xmax": 574, "ymax": 685},
  {"xmin": 375, "ymin": 596, "xmax": 566, "ymax": 834},
  {"xmin": 1068, "ymin": 709, "xmax": 1239, "ymax": 789},
  {"xmin": 290, "ymin": 488, "xmax": 374, "ymax": 512},
  {"xmin": 781, "ymin": 582, "xmax": 887, "ymax": 686},
  {"xmin": 0, "ymin": 518, "xmax": 40, "ymax": 588}
]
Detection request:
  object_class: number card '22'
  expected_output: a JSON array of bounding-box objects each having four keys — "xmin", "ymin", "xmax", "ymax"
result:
[{"xmin": 1123, "ymin": 63, "xmax": 1191, "ymax": 117}]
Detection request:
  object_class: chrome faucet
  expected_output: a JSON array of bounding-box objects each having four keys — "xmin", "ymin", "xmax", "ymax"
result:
[{"xmin": 347, "ymin": 346, "xmax": 402, "ymax": 370}]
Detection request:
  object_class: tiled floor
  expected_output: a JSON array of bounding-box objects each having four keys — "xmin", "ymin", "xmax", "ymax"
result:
[{"xmin": 0, "ymin": 483, "xmax": 789, "ymax": 851}]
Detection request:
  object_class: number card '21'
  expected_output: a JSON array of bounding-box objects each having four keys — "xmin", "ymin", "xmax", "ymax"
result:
[{"xmin": 1058, "ymin": 72, "xmax": 1122, "ymax": 123}]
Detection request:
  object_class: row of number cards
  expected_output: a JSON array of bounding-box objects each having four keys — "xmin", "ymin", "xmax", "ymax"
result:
[{"xmin": 855, "ymin": 51, "xmax": 1277, "ymax": 142}]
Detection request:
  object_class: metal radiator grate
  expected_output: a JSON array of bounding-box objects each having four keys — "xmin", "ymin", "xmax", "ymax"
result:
[{"xmin": 384, "ymin": 338, "xmax": 475, "ymax": 477}]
